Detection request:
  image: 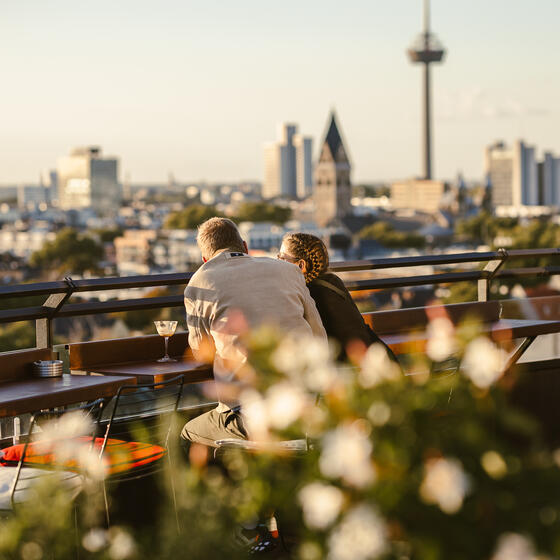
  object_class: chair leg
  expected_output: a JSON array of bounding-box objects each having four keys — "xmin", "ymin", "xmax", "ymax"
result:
[
  {"xmin": 166, "ymin": 450, "xmax": 181, "ymax": 534},
  {"xmin": 74, "ymin": 505, "xmax": 80, "ymax": 560},
  {"xmin": 103, "ymin": 482, "xmax": 111, "ymax": 528}
]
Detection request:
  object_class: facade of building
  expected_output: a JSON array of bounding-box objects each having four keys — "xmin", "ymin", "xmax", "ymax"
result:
[
  {"xmin": 390, "ymin": 179, "xmax": 446, "ymax": 213},
  {"xmin": 57, "ymin": 146, "xmax": 120, "ymax": 215},
  {"xmin": 114, "ymin": 230, "xmax": 157, "ymax": 276},
  {"xmin": 484, "ymin": 140, "xmax": 540, "ymax": 208},
  {"xmin": 313, "ymin": 112, "xmax": 352, "ymax": 227},
  {"xmin": 294, "ymin": 134, "xmax": 313, "ymax": 198},
  {"xmin": 263, "ymin": 124, "xmax": 312, "ymax": 199},
  {"xmin": 541, "ymin": 152, "xmax": 560, "ymax": 206}
]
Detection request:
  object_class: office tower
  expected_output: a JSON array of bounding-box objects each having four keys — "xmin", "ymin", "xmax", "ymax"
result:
[
  {"xmin": 407, "ymin": 0, "xmax": 446, "ymax": 180},
  {"xmin": 484, "ymin": 140, "xmax": 537, "ymax": 208},
  {"xmin": 57, "ymin": 146, "xmax": 120, "ymax": 215},
  {"xmin": 294, "ymin": 134, "xmax": 313, "ymax": 198},
  {"xmin": 540, "ymin": 152, "xmax": 560, "ymax": 206},
  {"xmin": 263, "ymin": 123, "xmax": 312, "ymax": 199},
  {"xmin": 313, "ymin": 112, "xmax": 352, "ymax": 227}
]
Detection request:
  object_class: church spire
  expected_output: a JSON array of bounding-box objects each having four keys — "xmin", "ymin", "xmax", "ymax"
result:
[{"xmin": 321, "ymin": 111, "xmax": 349, "ymax": 164}]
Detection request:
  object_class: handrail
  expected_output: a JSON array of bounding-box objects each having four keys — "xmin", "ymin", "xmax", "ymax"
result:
[{"xmin": 1, "ymin": 247, "xmax": 559, "ymax": 350}]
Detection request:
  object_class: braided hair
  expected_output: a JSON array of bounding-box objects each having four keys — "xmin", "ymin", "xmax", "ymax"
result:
[{"xmin": 282, "ymin": 233, "xmax": 329, "ymax": 284}]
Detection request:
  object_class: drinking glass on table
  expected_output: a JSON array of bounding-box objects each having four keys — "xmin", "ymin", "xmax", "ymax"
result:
[{"xmin": 154, "ymin": 320, "xmax": 178, "ymax": 362}]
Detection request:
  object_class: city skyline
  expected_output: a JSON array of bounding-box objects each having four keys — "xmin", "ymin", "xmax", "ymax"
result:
[{"xmin": 1, "ymin": 0, "xmax": 559, "ymax": 185}]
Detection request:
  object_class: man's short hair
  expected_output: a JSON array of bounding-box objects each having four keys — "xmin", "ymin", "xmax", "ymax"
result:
[{"xmin": 197, "ymin": 217, "xmax": 245, "ymax": 259}]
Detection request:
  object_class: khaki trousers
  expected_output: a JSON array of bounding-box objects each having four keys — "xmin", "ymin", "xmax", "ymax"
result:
[{"xmin": 180, "ymin": 406, "xmax": 248, "ymax": 448}]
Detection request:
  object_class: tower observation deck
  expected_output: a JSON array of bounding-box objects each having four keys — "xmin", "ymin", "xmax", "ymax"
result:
[{"xmin": 407, "ymin": 0, "xmax": 446, "ymax": 180}]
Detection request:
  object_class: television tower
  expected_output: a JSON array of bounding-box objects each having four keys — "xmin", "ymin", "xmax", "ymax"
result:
[{"xmin": 407, "ymin": 0, "xmax": 446, "ymax": 180}]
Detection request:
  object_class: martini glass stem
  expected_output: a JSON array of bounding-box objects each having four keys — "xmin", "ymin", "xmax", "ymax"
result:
[{"xmin": 163, "ymin": 336, "xmax": 170, "ymax": 361}]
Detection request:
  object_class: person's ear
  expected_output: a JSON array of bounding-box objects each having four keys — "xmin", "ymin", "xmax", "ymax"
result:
[
  {"xmin": 242, "ymin": 240, "xmax": 248, "ymax": 254},
  {"xmin": 298, "ymin": 260, "xmax": 307, "ymax": 274}
]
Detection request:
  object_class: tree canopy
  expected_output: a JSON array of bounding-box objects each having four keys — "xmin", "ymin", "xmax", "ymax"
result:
[
  {"xmin": 359, "ymin": 221, "xmax": 425, "ymax": 249},
  {"xmin": 233, "ymin": 202, "xmax": 291, "ymax": 224},
  {"xmin": 164, "ymin": 205, "xmax": 223, "ymax": 229},
  {"xmin": 29, "ymin": 228, "xmax": 104, "ymax": 277}
]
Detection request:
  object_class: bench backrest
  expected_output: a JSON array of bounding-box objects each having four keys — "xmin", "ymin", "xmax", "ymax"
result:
[
  {"xmin": 0, "ymin": 348, "xmax": 53, "ymax": 383},
  {"xmin": 363, "ymin": 300, "xmax": 501, "ymax": 335},
  {"xmin": 68, "ymin": 332, "xmax": 190, "ymax": 370}
]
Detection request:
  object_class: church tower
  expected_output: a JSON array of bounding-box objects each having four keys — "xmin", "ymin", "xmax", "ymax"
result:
[{"xmin": 313, "ymin": 112, "xmax": 352, "ymax": 227}]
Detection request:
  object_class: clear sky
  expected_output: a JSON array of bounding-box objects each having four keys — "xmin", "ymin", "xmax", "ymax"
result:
[{"xmin": 1, "ymin": 0, "xmax": 559, "ymax": 184}]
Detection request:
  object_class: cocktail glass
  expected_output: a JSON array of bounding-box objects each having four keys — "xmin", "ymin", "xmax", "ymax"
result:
[{"xmin": 154, "ymin": 320, "xmax": 178, "ymax": 362}]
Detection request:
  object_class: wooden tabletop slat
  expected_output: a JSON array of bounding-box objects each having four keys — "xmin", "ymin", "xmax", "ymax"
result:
[
  {"xmin": 78, "ymin": 359, "xmax": 214, "ymax": 385},
  {"xmin": 0, "ymin": 374, "xmax": 137, "ymax": 418}
]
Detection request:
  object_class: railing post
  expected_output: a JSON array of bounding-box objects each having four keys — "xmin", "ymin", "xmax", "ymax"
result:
[
  {"xmin": 478, "ymin": 248, "xmax": 508, "ymax": 302},
  {"xmin": 35, "ymin": 277, "xmax": 76, "ymax": 349}
]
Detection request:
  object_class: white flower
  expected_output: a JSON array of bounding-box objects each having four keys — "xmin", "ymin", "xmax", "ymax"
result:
[
  {"xmin": 240, "ymin": 389, "xmax": 270, "ymax": 440},
  {"xmin": 304, "ymin": 363, "xmax": 340, "ymax": 393},
  {"xmin": 481, "ymin": 450, "xmax": 507, "ymax": 479},
  {"xmin": 367, "ymin": 401, "xmax": 391, "ymax": 426},
  {"xmin": 426, "ymin": 317, "xmax": 456, "ymax": 362},
  {"xmin": 266, "ymin": 382, "xmax": 307, "ymax": 430},
  {"xmin": 38, "ymin": 411, "xmax": 92, "ymax": 442},
  {"xmin": 82, "ymin": 528, "xmax": 108, "ymax": 553},
  {"xmin": 108, "ymin": 528, "xmax": 136, "ymax": 560},
  {"xmin": 272, "ymin": 335, "xmax": 332, "ymax": 377},
  {"xmin": 327, "ymin": 504, "xmax": 387, "ymax": 560},
  {"xmin": 461, "ymin": 337, "xmax": 507, "ymax": 389},
  {"xmin": 298, "ymin": 482, "xmax": 344, "ymax": 530},
  {"xmin": 420, "ymin": 457, "xmax": 469, "ymax": 514},
  {"xmin": 320, "ymin": 424, "xmax": 375, "ymax": 488},
  {"xmin": 491, "ymin": 533, "xmax": 536, "ymax": 560},
  {"xmin": 359, "ymin": 343, "xmax": 401, "ymax": 388},
  {"xmin": 20, "ymin": 542, "xmax": 43, "ymax": 560}
]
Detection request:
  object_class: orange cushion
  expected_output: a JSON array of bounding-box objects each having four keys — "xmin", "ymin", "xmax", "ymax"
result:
[{"xmin": 0, "ymin": 437, "xmax": 165, "ymax": 475}]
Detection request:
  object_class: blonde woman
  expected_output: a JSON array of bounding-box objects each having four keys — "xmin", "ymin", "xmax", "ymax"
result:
[{"xmin": 278, "ymin": 232, "xmax": 398, "ymax": 364}]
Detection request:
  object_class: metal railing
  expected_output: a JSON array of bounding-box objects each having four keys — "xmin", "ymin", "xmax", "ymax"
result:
[{"xmin": 1, "ymin": 248, "xmax": 559, "ymax": 350}]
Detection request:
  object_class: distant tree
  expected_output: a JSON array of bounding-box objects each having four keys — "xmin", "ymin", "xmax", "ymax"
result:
[
  {"xmin": 455, "ymin": 212, "xmax": 519, "ymax": 245},
  {"xmin": 29, "ymin": 228, "xmax": 104, "ymax": 277},
  {"xmin": 92, "ymin": 227, "xmax": 124, "ymax": 243},
  {"xmin": 164, "ymin": 205, "xmax": 223, "ymax": 229},
  {"xmin": 359, "ymin": 222, "xmax": 425, "ymax": 249},
  {"xmin": 117, "ymin": 288, "xmax": 173, "ymax": 332},
  {"xmin": 233, "ymin": 202, "xmax": 291, "ymax": 224},
  {"xmin": 0, "ymin": 322, "xmax": 36, "ymax": 352}
]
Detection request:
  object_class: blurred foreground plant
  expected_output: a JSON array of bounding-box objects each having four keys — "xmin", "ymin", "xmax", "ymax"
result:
[{"xmin": 3, "ymin": 318, "xmax": 560, "ymax": 559}]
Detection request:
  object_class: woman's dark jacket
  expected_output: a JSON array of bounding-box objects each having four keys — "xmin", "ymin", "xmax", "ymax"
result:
[{"xmin": 308, "ymin": 272, "xmax": 399, "ymax": 364}]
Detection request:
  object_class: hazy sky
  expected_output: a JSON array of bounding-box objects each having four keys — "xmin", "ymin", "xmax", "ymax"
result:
[{"xmin": 1, "ymin": 0, "xmax": 559, "ymax": 184}]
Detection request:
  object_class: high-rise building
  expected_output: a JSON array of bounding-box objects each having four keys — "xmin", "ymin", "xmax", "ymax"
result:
[
  {"xmin": 484, "ymin": 140, "xmax": 538, "ymax": 208},
  {"xmin": 57, "ymin": 146, "xmax": 120, "ymax": 215},
  {"xmin": 263, "ymin": 124, "xmax": 312, "ymax": 199},
  {"xmin": 313, "ymin": 112, "xmax": 352, "ymax": 227},
  {"xmin": 294, "ymin": 134, "xmax": 313, "ymax": 198},
  {"xmin": 540, "ymin": 152, "xmax": 560, "ymax": 206}
]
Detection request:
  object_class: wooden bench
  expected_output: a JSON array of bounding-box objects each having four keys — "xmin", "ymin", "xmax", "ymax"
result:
[
  {"xmin": 0, "ymin": 348, "xmax": 54, "ymax": 384},
  {"xmin": 363, "ymin": 300, "xmax": 502, "ymax": 337},
  {"xmin": 362, "ymin": 300, "xmax": 560, "ymax": 377}
]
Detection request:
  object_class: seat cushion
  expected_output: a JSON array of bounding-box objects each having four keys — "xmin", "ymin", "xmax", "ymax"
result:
[
  {"xmin": 0, "ymin": 437, "xmax": 165, "ymax": 476},
  {"xmin": 0, "ymin": 467, "xmax": 83, "ymax": 511}
]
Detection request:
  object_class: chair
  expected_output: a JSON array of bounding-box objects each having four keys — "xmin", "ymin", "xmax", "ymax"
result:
[
  {"xmin": 99, "ymin": 375, "xmax": 184, "ymax": 527},
  {"xmin": 0, "ymin": 399, "xmax": 104, "ymax": 514}
]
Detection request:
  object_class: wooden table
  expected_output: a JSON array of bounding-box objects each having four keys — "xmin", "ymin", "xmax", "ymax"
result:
[
  {"xmin": 73, "ymin": 358, "xmax": 213, "ymax": 385},
  {"xmin": 0, "ymin": 374, "xmax": 137, "ymax": 418},
  {"xmin": 381, "ymin": 318, "xmax": 560, "ymax": 372}
]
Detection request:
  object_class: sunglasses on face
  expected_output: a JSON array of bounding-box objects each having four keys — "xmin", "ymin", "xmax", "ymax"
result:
[{"xmin": 276, "ymin": 253, "xmax": 299, "ymax": 263}]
